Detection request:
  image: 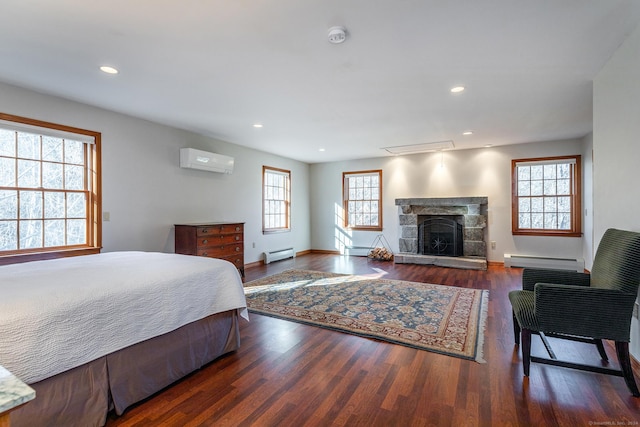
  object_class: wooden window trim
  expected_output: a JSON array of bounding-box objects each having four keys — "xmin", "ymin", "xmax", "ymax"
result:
[
  {"xmin": 511, "ymin": 155, "xmax": 581, "ymax": 237},
  {"xmin": 343, "ymin": 169, "xmax": 383, "ymax": 232},
  {"xmin": 0, "ymin": 113, "xmax": 102, "ymax": 265},
  {"xmin": 262, "ymin": 166, "xmax": 291, "ymax": 234}
]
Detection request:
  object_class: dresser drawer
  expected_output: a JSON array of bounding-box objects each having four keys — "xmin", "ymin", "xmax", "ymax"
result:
[
  {"xmin": 220, "ymin": 254, "xmax": 244, "ymax": 270},
  {"xmin": 197, "ymin": 243, "xmax": 243, "ymax": 258},
  {"xmin": 196, "ymin": 233, "xmax": 242, "ymax": 247},
  {"xmin": 197, "ymin": 224, "xmax": 243, "ymax": 236}
]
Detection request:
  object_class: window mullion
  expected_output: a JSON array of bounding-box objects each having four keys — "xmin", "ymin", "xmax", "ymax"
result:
[{"xmin": 16, "ymin": 190, "xmax": 21, "ymax": 250}]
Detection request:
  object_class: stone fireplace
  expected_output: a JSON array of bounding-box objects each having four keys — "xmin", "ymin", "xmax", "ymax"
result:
[{"xmin": 394, "ymin": 197, "xmax": 488, "ymax": 270}]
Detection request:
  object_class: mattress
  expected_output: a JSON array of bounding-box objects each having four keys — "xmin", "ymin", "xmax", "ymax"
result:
[{"xmin": 0, "ymin": 251, "xmax": 248, "ymax": 384}]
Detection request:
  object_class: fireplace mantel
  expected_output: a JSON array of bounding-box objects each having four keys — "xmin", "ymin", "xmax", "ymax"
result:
[{"xmin": 394, "ymin": 197, "xmax": 488, "ymax": 270}]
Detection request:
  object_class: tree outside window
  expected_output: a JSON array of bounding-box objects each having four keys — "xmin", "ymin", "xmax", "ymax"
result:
[
  {"xmin": 262, "ymin": 166, "xmax": 290, "ymax": 233},
  {"xmin": 343, "ymin": 170, "xmax": 382, "ymax": 231},
  {"xmin": 0, "ymin": 113, "xmax": 101, "ymax": 264},
  {"xmin": 511, "ymin": 155, "xmax": 581, "ymax": 236}
]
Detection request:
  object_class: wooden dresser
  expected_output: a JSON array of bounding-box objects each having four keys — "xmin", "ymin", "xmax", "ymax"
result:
[{"xmin": 174, "ymin": 222, "xmax": 245, "ymax": 277}]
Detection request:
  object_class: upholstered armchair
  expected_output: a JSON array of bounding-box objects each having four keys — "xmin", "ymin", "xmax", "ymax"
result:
[{"xmin": 509, "ymin": 228, "xmax": 640, "ymax": 396}]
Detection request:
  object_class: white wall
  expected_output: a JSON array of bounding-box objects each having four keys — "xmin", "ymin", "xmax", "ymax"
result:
[
  {"xmin": 0, "ymin": 82, "xmax": 311, "ymax": 263},
  {"xmin": 581, "ymin": 132, "xmax": 594, "ymax": 269},
  {"xmin": 310, "ymin": 138, "xmax": 588, "ymax": 263},
  {"xmin": 593, "ymin": 22, "xmax": 640, "ymax": 357}
]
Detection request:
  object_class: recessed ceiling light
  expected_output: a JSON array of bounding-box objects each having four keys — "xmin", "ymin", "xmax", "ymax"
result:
[
  {"xmin": 484, "ymin": 144, "xmax": 493, "ymax": 148},
  {"xmin": 253, "ymin": 123, "xmax": 263, "ymax": 128},
  {"xmin": 450, "ymin": 86, "xmax": 465, "ymax": 93},
  {"xmin": 328, "ymin": 26, "xmax": 347, "ymax": 44},
  {"xmin": 319, "ymin": 148, "xmax": 326, "ymax": 152},
  {"xmin": 100, "ymin": 66, "xmax": 118, "ymax": 74},
  {"xmin": 463, "ymin": 131, "xmax": 473, "ymax": 135}
]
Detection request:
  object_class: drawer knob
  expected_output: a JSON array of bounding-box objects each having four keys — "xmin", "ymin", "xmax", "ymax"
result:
[
  {"xmin": 235, "ymin": 246, "xmax": 240, "ymax": 252},
  {"xmin": 235, "ymin": 226, "xmax": 240, "ymax": 231},
  {"xmin": 202, "ymin": 252, "xmax": 208, "ymax": 256},
  {"xmin": 235, "ymin": 236, "xmax": 239, "ymax": 241},
  {"xmin": 202, "ymin": 239, "xmax": 208, "ymax": 244},
  {"xmin": 202, "ymin": 229, "xmax": 208, "ymax": 234}
]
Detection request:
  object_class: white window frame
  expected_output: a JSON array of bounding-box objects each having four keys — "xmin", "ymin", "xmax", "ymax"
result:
[{"xmin": 262, "ymin": 166, "xmax": 291, "ymax": 233}]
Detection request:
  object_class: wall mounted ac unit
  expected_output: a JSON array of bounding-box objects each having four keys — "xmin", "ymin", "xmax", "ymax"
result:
[{"xmin": 180, "ymin": 148, "xmax": 234, "ymax": 174}]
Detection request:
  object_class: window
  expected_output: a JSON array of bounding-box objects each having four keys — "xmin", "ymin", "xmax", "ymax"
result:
[
  {"xmin": 343, "ymin": 170, "xmax": 382, "ymax": 231},
  {"xmin": 0, "ymin": 113, "xmax": 101, "ymax": 264},
  {"xmin": 512, "ymin": 155, "xmax": 581, "ymax": 236},
  {"xmin": 262, "ymin": 166, "xmax": 290, "ymax": 233}
]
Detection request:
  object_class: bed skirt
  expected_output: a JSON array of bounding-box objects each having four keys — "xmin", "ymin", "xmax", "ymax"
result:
[{"xmin": 10, "ymin": 309, "xmax": 240, "ymax": 427}]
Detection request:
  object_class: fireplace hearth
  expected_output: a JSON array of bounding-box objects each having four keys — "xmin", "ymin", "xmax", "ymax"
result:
[{"xmin": 395, "ymin": 197, "xmax": 488, "ymax": 270}]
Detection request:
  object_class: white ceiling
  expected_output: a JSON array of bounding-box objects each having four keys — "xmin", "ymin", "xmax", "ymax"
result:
[{"xmin": 1, "ymin": 1, "xmax": 639, "ymax": 163}]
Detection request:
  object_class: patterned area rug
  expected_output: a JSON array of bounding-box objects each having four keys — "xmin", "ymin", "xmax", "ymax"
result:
[{"xmin": 244, "ymin": 269, "xmax": 488, "ymax": 362}]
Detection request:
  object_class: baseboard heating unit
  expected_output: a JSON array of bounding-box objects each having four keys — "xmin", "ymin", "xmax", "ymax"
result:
[
  {"xmin": 264, "ymin": 247, "xmax": 295, "ymax": 264},
  {"xmin": 504, "ymin": 254, "xmax": 584, "ymax": 272}
]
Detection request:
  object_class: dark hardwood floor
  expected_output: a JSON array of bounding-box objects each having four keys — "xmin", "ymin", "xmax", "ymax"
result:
[{"xmin": 107, "ymin": 254, "xmax": 640, "ymax": 426}]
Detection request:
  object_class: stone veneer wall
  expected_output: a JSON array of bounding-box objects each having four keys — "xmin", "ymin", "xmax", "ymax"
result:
[{"xmin": 395, "ymin": 197, "xmax": 488, "ymax": 258}]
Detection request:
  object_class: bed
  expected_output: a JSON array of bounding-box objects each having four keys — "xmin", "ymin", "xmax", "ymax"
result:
[{"xmin": 0, "ymin": 251, "xmax": 248, "ymax": 427}]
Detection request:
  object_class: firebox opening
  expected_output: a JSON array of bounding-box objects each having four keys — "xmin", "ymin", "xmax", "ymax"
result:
[{"xmin": 418, "ymin": 216, "xmax": 464, "ymax": 257}]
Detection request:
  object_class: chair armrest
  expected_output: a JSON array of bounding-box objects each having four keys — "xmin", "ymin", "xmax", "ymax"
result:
[
  {"xmin": 534, "ymin": 283, "xmax": 635, "ymax": 341},
  {"xmin": 522, "ymin": 268, "xmax": 590, "ymax": 291}
]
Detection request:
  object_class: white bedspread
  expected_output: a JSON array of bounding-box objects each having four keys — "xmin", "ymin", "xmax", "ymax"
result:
[{"xmin": 0, "ymin": 251, "xmax": 248, "ymax": 384}]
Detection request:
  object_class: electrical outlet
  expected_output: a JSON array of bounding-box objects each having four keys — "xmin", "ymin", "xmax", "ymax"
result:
[
  {"xmin": 634, "ymin": 302, "xmax": 639, "ymax": 319},
  {"xmin": 252, "ymin": 242, "xmax": 256, "ymax": 248},
  {"xmin": 490, "ymin": 241, "xmax": 496, "ymax": 250},
  {"xmin": 103, "ymin": 212, "xmax": 110, "ymax": 222}
]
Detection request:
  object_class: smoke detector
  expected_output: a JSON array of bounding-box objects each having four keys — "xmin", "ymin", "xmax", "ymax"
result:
[{"xmin": 328, "ymin": 26, "xmax": 347, "ymax": 44}]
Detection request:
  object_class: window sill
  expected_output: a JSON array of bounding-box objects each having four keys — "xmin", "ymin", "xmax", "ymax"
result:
[
  {"xmin": 347, "ymin": 227, "xmax": 384, "ymax": 232},
  {"xmin": 512, "ymin": 230, "xmax": 582, "ymax": 237},
  {"xmin": 263, "ymin": 228, "xmax": 291, "ymax": 235},
  {"xmin": 0, "ymin": 247, "xmax": 101, "ymax": 266}
]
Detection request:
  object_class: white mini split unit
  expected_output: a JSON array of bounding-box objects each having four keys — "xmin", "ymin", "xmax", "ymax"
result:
[{"xmin": 180, "ymin": 148, "xmax": 234, "ymax": 174}]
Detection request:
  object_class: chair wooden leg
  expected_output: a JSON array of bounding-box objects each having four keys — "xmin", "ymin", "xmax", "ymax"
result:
[
  {"xmin": 522, "ymin": 328, "xmax": 532, "ymax": 376},
  {"xmin": 615, "ymin": 341, "xmax": 640, "ymax": 397},
  {"xmin": 512, "ymin": 311, "xmax": 520, "ymax": 345},
  {"xmin": 595, "ymin": 339, "xmax": 609, "ymax": 362}
]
